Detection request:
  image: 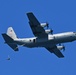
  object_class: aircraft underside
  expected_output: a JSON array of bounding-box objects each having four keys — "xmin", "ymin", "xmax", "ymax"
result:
[{"xmin": 2, "ymin": 12, "xmax": 76, "ymax": 58}]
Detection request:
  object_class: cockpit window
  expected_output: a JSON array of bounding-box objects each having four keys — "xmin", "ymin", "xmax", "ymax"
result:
[
  {"xmin": 73, "ymin": 32, "xmax": 76, "ymax": 33},
  {"xmin": 73, "ymin": 32, "xmax": 76, "ymax": 35}
]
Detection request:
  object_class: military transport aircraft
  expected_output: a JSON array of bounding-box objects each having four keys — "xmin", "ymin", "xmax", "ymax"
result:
[{"xmin": 2, "ymin": 12, "xmax": 76, "ymax": 58}]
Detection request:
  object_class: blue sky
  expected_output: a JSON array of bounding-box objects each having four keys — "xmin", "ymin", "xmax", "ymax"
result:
[{"xmin": 0, "ymin": 0, "xmax": 76, "ymax": 75}]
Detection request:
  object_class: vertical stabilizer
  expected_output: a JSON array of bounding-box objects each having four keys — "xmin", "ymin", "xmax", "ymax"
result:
[{"xmin": 7, "ymin": 27, "xmax": 17, "ymax": 40}]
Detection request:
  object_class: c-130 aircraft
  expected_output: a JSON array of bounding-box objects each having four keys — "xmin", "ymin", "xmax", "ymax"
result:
[{"xmin": 2, "ymin": 12, "xmax": 76, "ymax": 58}]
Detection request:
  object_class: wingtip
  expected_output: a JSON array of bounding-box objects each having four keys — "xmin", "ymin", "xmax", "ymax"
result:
[
  {"xmin": 2, "ymin": 33, "xmax": 6, "ymax": 35},
  {"xmin": 26, "ymin": 12, "xmax": 33, "ymax": 15},
  {"xmin": 2, "ymin": 33, "xmax": 7, "ymax": 38},
  {"xmin": 59, "ymin": 56, "xmax": 64, "ymax": 58}
]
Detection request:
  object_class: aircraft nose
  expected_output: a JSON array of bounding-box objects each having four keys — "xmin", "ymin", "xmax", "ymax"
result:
[{"xmin": 73, "ymin": 32, "xmax": 76, "ymax": 36}]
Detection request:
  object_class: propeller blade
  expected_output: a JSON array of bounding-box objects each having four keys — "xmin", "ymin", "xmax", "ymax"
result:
[
  {"xmin": 63, "ymin": 46, "xmax": 65, "ymax": 51},
  {"xmin": 51, "ymin": 29, "xmax": 53, "ymax": 34},
  {"xmin": 46, "ymin": 22, "xmax": 49, "ymax": 29}
]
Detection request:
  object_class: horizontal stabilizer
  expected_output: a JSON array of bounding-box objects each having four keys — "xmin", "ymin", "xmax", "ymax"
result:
[
  {"xmin": 7, "ymin": 43, "xmax": 18, "ymax": 51},
  {"xmin": 2, "ymin": 33, "xmax": 13, "ymax": 43},
  {"xmin": 2, "ymin": 33, "xmax": 18, "ymax": 51}
]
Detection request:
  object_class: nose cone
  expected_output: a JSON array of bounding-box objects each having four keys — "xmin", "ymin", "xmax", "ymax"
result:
[
  {"xmin": 73, "ymin": 32, "xmax": 76, "ymax": 35},
  {"xmin": 73, "ymin": 32, "xmax": 76, "ymax": 39}
]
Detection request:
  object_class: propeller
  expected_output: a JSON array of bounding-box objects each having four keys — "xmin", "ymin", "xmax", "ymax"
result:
[
  {"xmin": 46, "ymin": 22, "xmax": 49, "ymax": 29},
  {"xmin": 63, "ymin": 45, "xmax": 65, "ymax": 51},
  {"xmin": 59, "ymin": 43, "xmax": 61, "ymax": 46},
  {"xmin": 50, "ymin": 29, "xmax": 53, "ymax": 34}
]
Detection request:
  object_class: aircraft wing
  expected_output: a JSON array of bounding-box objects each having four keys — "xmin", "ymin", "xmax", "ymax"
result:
[
  {"xmin": 46, "ymin": 46, "xmax": 64, "ymax": 58},
  {"xmin": 27, "ymin": 12, "xmax": 48, "ymax": 38}
]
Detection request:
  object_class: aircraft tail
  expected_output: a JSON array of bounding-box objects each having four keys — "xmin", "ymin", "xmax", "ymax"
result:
[
  {"xmin": 2, "ymin": 27, "xmax": 18, "ymax": 51},
  {"xmin": 7, "ymin": 27, "xmax": 17, "ymax": 40}
]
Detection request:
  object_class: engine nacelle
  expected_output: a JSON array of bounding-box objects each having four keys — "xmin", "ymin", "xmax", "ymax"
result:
[
  {"xmin": 40, "ymin": 23, "xmax": 48, "ymax": 28},
  {"xmin": 45, "ymin": 29, "xmax": 53, "ymax": 34},
  {"xmin": 57, "ymin": 46, "xmax": 65, "ymax": 50}
]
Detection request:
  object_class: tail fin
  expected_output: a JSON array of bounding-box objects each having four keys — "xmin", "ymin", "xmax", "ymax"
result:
[
  {"xmin": 7, "ymin": 27, "xmax": 17, "ymax": 40},
  {"xmin": 2, "ymin": 27, "xmax": 18, "ymax": 51}
]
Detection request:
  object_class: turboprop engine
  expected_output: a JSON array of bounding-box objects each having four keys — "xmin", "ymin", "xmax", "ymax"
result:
[
  {"xmin": 57, "ymin": 46, "xmax": 65, "ymax": 51},
  {"xmin": 45, "ymin": 29, "xmax": 52, "ymax": 34},
  {"xmin": 41, "ymin": 22, "xmax": 53, "ymax": 34}
]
